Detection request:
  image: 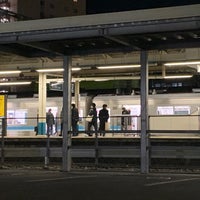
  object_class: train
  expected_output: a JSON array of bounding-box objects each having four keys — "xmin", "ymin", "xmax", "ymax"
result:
[{"xmin": 3, "ymin": 92, "xmax": 200, "ymax": 136}]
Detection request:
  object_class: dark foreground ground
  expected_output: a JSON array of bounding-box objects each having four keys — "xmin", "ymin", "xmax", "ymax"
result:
[{"xmin": 0, "ymin": 168, "xmax": 200, "ymax": 200}]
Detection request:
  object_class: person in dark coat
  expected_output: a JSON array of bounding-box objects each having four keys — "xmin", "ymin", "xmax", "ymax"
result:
[
  {"xmin": 46, "ymin": 108, "xmax": 55, "ymax": 135},
  {"xmin": 59, "ymin": 108, "xmax": 63, "ymax": 136},
  {"xmin": 99, "ymin": 104, "xmax": 109, "ymax": 136},
  {"xmin": 121, "ymin": 107, "xmax": 130, "ymax": 130},
  {"xmin": 71, "ymin": 103, "xmax": 79, "ymax": 136},
  {"xmin": 87, "ymin": 103, "xmax": 97, "ymax": 136}
]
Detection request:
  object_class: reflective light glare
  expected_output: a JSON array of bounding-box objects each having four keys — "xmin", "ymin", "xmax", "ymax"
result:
[
  {"xmin": 72, "ymin": 67, "xmax": 81, "ymax": 71},
  {"xmin": 36, "ymin": 68, "xmax": 64, "ymax": 72},
  {"xmin": 51, "ymin": 82, "xmax": 63, "ymax": 87},
  {"xmin": 46, "ymin": 78, "xmax": 63, "ymax": 83},
  {"xmin": 0, "ymin": 82, "xmax": 31, "ymax": 86},
  {"xmin": 164, "ymin": 61, "xmax": 200, "ymax": 66},
  {"xmin": 36, "ymin": 68, "xmax": 81, "ymax": 72},
  {"xmin": 164, "ymin": 75, "xmax": 192, "ymax": 79},
  {"xmin": 97, "ymin": 65, "xmax": 140, "ymax": 69},
  {"xmin": 0, "ymin": 70, "xmax": 21, "ymax": 75},
  {"xmin": 0, "ymin": 90, "xmax": 8, "ymax": 93},
  {"xmin": 94, "ymin": 79, "xmax": 109, "ymax": 81}
]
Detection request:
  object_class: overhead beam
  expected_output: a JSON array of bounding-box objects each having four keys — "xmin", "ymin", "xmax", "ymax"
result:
[
  {"xmin": 103, "ymin": 34, "xmax": 140, "ymax": 50},
  {"xmin": 18, "ymin": 42, "xmax": 63, "ymax": 56},
  {"xmin": 0, "ymin": 4, "xmax": 199, "ymax": 44},
  {"xmin": 0, "ymin": 17, "xmax": 199, "ymax": 45}
]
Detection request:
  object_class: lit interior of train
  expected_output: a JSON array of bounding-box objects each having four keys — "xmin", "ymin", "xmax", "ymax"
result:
[{"xmin": 3, "ymin": 92, "xmax": 200, "ymax": 138}]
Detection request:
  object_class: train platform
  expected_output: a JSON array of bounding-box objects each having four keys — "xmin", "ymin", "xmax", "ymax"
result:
[
  {"xmin": 0, "ymin": 168, "xmax": 200, "ymax": 200},
  {"xmin": 2, "ymin": 132, "xmax": 200, "ymax": 139}
]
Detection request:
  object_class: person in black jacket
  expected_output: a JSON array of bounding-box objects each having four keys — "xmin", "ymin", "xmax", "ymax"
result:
[
  {"xmin": 59, "ymin": 108, "xmax": 63, "ymax": 136},
  {"xmin": 46, "ymin": 108, "xmax": 55, "ymax": 136},
  {"xmin": 99, "ymin": 104, "xmax": 109, "ymax": 136},
  {"xmin": 87, "ymin": 103, "xmax": 97, "ymax": 136},
  {"xmin": 121, "ymin": 107, "xmax": 130, "ymax": 130},
  {"xmin": 71, "ymin": 103, "xmax": 79, "ymax": 136}
]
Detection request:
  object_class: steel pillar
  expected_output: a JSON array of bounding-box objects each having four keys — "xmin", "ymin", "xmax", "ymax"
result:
[
  {"xmin": 140, "ymin": 51, "xmax": 150, "ymax": 174},
  {"xmin": 38, "ymin": 73, "xmax": 46, "ymax": 134},
  {"xmin": 62, "ymin": 56, "xmax": 72, "ymax": 172}
]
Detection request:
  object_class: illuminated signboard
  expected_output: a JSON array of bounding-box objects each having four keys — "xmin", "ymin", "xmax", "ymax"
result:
[{"xmin": 0, "ymin": 95, "xmax": 5, "ymax": 117}]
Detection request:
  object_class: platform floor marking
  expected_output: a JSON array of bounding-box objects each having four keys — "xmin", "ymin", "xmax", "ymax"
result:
[
  {"xmin": 145, "ymin": 177, "xmax": 200, "ymax": 187},
  {"xmin": 26, "ymin": 175, "xmax": 97, "ymax": 183}
]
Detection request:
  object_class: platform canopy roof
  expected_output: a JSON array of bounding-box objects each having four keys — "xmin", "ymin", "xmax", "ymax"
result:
[
  {"xmin": 0, "ymin": 4, "xmax": 200, "ymax": 81},
  {"xmin": 0, "ymin": 4, "xmax": 200, "ymax": 56}
]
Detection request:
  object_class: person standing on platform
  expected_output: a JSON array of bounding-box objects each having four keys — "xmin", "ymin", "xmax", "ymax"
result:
[
  {"xmin": 87, "ymin": 103, "xmax": 97, "ymax": 136},
  {"xmin": 99, "ymin": 104, "xmax": 109, "ymax": 136},
  {"xmin": 121, "ymin": 107, "xmax": 130, "ymax": 130},
  {"xmin": 71, "ymin": 103, "xmax": 79, "ymax": 136},
  {"xmin": 46, "ymin": 108, "xmax": 55, "ymax": 136},
  {"xmin": 59, "ymin": 108, "xmax": 63, "ymax": 136}
]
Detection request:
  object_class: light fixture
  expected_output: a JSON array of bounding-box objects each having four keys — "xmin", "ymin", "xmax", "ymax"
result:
[
  {"xmin": 0, "ymin": 70, "xmax": 21, "ymax": 75},
  {"xmin": 36, "ymin": 68, "xmax": 64, "ymax": 72},
  {"xmin": 94, "ymin": 79, "xmax": 109, "ymax": 81},
  {"xmin": 36, "ymin": 68, "xmax": 81, "ymax": 72},
  {"xmin": 164, "ymin": 61, "xmax": 200, "ymax": 66},
  {"xmin": 164, "ymin": 75, "xmax": 192, "ymax": 79},
  {"xmin": 0, "ymin": 81, "xmax": 31, "ymax": 86},
  {"xmin": 72, "ymin": 67, "xmax": 81, "ymax": 71},
  {"xmin": 97, "ymin": 64, "xmax": 140, "ymax": 69},
  {"xmin": 46, "ymin": 78, "xmax": 63, "ymax": 83}
]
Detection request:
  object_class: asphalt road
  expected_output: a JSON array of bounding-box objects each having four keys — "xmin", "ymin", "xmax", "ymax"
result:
[{"xmin": 0, "ymin": 169, "xmax": 200, "ymax": 200}]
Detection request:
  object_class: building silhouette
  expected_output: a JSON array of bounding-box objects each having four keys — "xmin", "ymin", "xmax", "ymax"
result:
[{"xmin": 0, "ymin": 0, "xmax": 86, "ymax": 22}]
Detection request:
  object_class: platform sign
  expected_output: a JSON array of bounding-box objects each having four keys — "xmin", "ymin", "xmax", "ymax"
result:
[{"xmin": 0, "ymin": 95, "xmax": 5, "ymax": 117}]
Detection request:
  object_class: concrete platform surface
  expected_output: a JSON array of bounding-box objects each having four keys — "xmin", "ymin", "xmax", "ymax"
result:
[{"xmin": 0, "ymin": 169, "xmax": 200, "ymax": 200}]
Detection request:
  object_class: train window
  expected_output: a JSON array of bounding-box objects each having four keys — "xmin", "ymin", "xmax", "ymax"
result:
[
  {"xmin": 122, "ymin": 105, "xmax": 141, "ymax": 130},
  {"xmin": 157, "ymin": 106, "xmax": 190, "ymax": 115},
  {"xmin": 7, "ymin": 109, "xmax": 27, "ymax": 125},
  {"xmin": 174, "ymin": 106, "xmax": 190, "ymax": 115},
  {"xmin": 157, "ymin": 106, "xmax": 173, "ymax": 115}
]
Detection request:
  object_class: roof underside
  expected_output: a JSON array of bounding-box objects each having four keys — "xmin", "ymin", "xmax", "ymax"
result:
[
  {"xmin": 0, "ymin": 4, "xmax": 200, "ymax": 87},
  {"xmin": 0, "ymin": 4, "xmax": 199, "ymax": 57}
]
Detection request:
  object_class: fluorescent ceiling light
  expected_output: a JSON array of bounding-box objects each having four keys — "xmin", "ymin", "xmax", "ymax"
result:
[
  {"xmin": 97, "ymin": 65, "xmax": 140, "ymax": 69},
  {"xmin": 0, "ymin": 81, "xmax": 31, "ymax": 86},
  {"xmin": 0, "ymin": 70, "xmax": 21, "ymax": 75},
  {"xmin": 164, "ymin": 75, "xmax": 192, "ymax": 79},
  {"xmin": 46, "ymin": 78, "xmax": 63, "ymax": 83},
  {"xmin": 94, "ymin": 79, "xmax": 109, "ymax": 81},
  {"xmin": 36, "ymin": 68, "xmax": 64, "ymax": 72},
  {"xmin": 164, "ymin": 61, "xmax": 200, "ymax": 66},
  {"xmin": 72, "ymin": 67, "xmax": 81, "ymax": 71},
  {"xmin": 37, "ymin": 68, "xmax": 81, "ymax": 72}
]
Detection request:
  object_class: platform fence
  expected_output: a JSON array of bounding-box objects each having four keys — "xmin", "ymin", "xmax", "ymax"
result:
[{"xmin": 1, "ymin": 115, "xmax": 200, "ymax": 170}]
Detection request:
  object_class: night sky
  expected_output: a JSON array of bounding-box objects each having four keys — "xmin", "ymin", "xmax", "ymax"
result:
[{"xmin": 86, "ymin": 0, "xmax": 200, "ymax": 14}]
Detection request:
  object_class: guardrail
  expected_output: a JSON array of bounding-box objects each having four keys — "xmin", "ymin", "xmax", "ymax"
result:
[
  {"xmin": 2, "ymin": 114, "xmax": 200, "ymax": 136},
  {"xmin": 1, "ymin": 135, "xmax": 200, "ymax": 169},
  {"xmin": 1, "ymin": 116, "xmax": 200, "ymax": 169},
  {"xmin": 3, "ymin": 115, "xmax": 141, "ymax": 136}
]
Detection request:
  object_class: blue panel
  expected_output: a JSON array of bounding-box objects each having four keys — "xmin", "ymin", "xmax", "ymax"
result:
[
  {"xmin": 38, "ymin": 122, "xmax": 46, "ymax": 135},
  {"xmin": 7, "ymin": 126, "xmax": 34, "ymax": 130}
]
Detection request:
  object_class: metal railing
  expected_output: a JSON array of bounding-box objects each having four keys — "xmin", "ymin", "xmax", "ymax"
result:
[
  {"xmin": 2, "ymin": 115, "xmax": 141, "ymax": 136},
  {"xmin": 3, "ymin": 114, "xmax": 200, "ymax": 136},
  {"xmin": 1, "ymin": 115, "xmax": 200, "ymax": 170}
]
